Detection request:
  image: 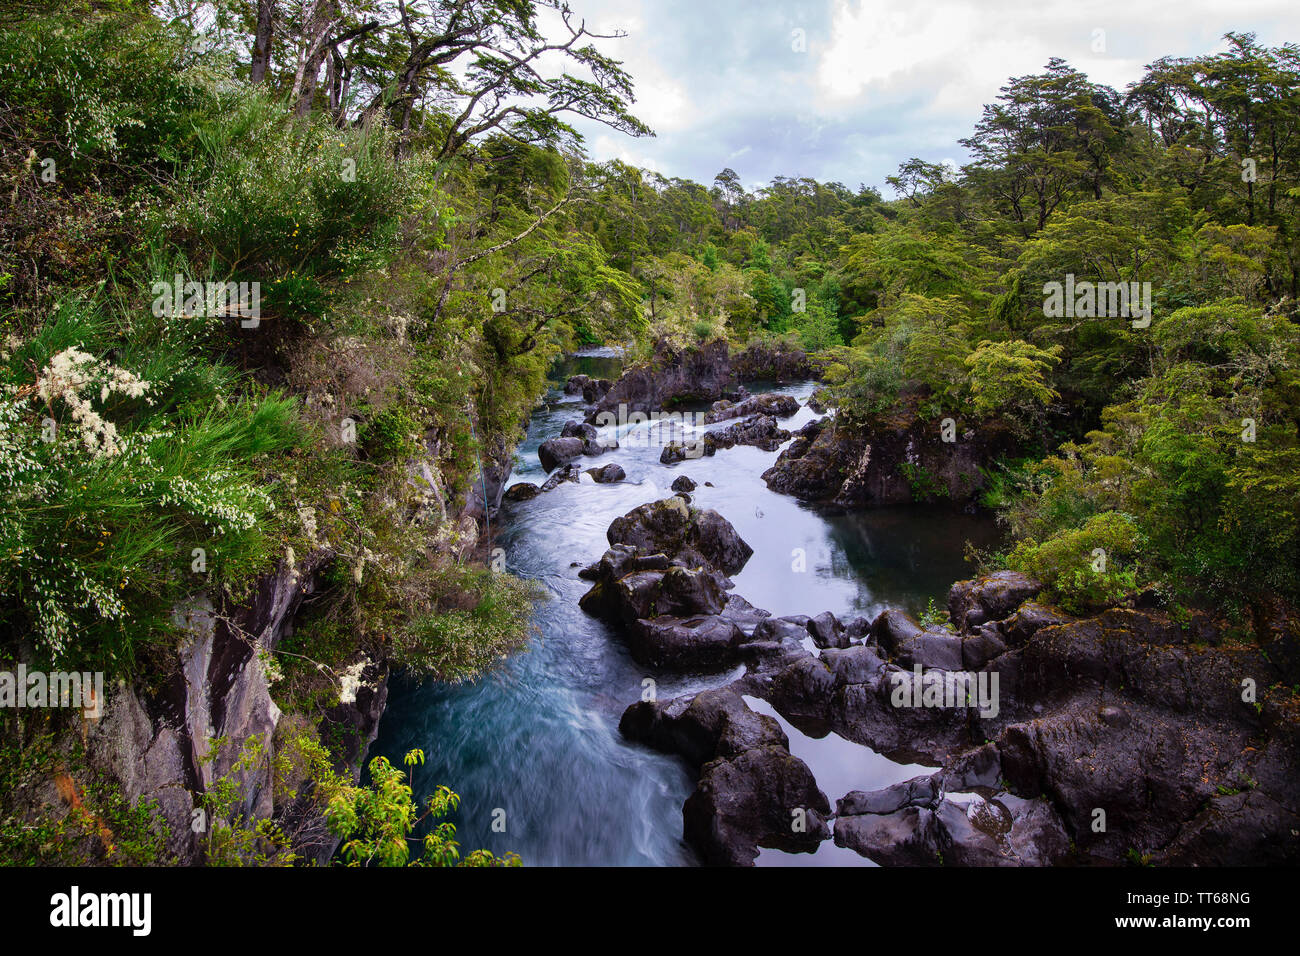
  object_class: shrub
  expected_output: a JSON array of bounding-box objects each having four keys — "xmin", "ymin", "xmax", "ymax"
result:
[{"xmin": 1007, "ymin": 511, "xmax": 1144, "ymax": 614}]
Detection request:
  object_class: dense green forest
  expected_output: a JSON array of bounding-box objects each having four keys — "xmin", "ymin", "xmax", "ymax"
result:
[{"xmin": 1, "ymin": 0, "xmax": 1297, "ymax": 864}]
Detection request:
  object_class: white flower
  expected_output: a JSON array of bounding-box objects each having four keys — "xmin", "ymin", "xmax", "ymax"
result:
[
  {"xmin": 32, "ymin": 346, "xmax": 150, "ymax": 459},
  {"xmin": 338, "ymin": 658, "xmax": 372, "ymax": 705}
]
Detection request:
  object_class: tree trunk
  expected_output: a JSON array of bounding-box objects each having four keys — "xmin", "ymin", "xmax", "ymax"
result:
[{"xmin": 250, "ymin": 0, "xmax": 274, "ymax": 84}]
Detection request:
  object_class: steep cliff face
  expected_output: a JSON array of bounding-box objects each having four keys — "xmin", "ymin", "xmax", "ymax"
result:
[{"xmin": 85, "ymin": 549, "xmax": 390, "ymax": 863}]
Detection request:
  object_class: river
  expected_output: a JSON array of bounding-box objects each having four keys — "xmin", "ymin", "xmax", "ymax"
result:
[{"xmin": 368, "ymin": 348, "xmax": 1002, "ymax": 866}]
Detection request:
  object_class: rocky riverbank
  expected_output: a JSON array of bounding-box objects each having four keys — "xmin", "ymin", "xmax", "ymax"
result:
[
  {"xmin": 588, "ymin": 497, "xmax": 1300, "ymax": 866},
  {"xmin": 503, "ymin": 339, "xmax": 1300, "ymax": 867}
]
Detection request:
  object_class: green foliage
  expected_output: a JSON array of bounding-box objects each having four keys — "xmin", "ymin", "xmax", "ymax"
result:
[
  {"xmin": 329, "ymin": 749, "xmax": 520, "ymax": 867},
  {"xmin": 0, "ymin": 728, "xmax": 172, "ymax": 866},
  {"xmin": 398, "ymin": 568, "xmax": 543, "ymax": 681},
  {"xmin": 1007, "ymin": 511, "xmax": 1144, "ymax": 613},
  {"xmin": 0, "ymin": 301, "xmax": 300, "ymax": 672},
  {"xmin": 965, "ymin": 339, "xmax": 1064, "ymax": 423}
]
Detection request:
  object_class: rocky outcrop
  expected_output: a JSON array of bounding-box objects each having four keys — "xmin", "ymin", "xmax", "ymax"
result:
[
  {"xmin": 587, "ymin": 340, "xmax": 814, "ymax": 425},
  {"xmin": 616, "ymin": 560, "xmax": 1300, "ymax": 866},
  {"xmin": 621, "ymin": 687, "xmax": 829, "ymax": 865},
  {"xmin": 762, "ymin": 412, "xmax": 1018, "ymax": 507},
  {"xmin": 579, "ymin": 499, "xmax": 764, "ymax": 670},
  {"xmin": 603, "ymin": 496, "xmax": 754, "ymax": 574},
  {"xmin": 729, "ymin": 342, "xmax": 814, "ymax": 383},
  {"xmin": 84, "ymin": 550, "xmax": 388, "ymax": 864},
  {"xmin": 589, "ymin": 340, "xmax": 734, "ymax": 419},
  {"xmin": 704, "ymin": 392, "xmax": 800, "ymax": 423}
]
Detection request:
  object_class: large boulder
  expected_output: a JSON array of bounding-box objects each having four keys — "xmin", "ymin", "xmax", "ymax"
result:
[
  {"xmin": 807, "ymin": 611, "xmax": 848, "ymax": 649},
  {"xmin": 606, "ymin": 497, "xmax": 753, "ymax": 574},
  {"xmin": 626, "ymin": 614, "xmax": 748, "ymax": 670},
  {"xmin": 586, "ymin": 463, "xmax": 626, "ymax": 483},
  {"xmin": 869, "ymin": 608, "xmax": 963, "ymax": 671},
  {"xmin": 501, "ymin": 482, "xmax": 541, "ymax": 503},
  {"xmin": 947, "ymin": 571, "xmax": 1042, "ymax": 631},
  {"xmin": 684, "ymin": 746, "xmax": 831, "ymax": 866},
  {"xmin": 538, "ymin": 436, "xmax": 585, "ymax": 472},
  {"xmin": 620, "ymin": 686, "xmax": 787, "ymax": 767}
]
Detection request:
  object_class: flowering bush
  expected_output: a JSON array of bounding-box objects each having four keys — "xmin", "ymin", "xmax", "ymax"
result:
[{"xmin": 1, "ymin": 306, "xmax": 299, "ymax": 669}]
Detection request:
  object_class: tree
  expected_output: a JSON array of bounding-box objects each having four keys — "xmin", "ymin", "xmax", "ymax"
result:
[{"xmin": 961, "ymin": 59, "xmax": 1126, "ymax": 233}]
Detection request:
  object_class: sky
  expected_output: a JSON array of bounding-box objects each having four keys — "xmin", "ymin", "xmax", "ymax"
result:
[{"xmin": 557, "ymin": 0, "xmax": 1300, "ymax": 195}]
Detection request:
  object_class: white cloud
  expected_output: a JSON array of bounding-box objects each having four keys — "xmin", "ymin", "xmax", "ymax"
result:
[{"xmin": 566, "ymin": 0, "xmax": 1300, "ymax": 191}]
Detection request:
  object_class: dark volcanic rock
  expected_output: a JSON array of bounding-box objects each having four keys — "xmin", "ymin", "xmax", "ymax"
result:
[
  {"xmin": 539, "ymin": 463, "xmax": 583, "ymax": 491},
  {"xmin": 1002, "ymin": 602, "xmax": 1069, "ymax": 646},
  {"xmin": 712, "ymin": 414, "xmax": 791, "ymax": 452},
  {"xmin": 947, "ymin": 571, "xmax": 1042, "ymax": 631},
  {"xmin": 705, "ymin": 392, "xmax": 800, "ymax": 423},
  {"xmin": 501, "ymin": 482, "xmax": 541, "ymax": 502},
  {"xmin": 563, "ymin": 374, "xmax": 590, "ymax": 396},
  {"xmin": 627, "ymin": 615, "xmax": 748, "ymax": 670},
  {"xmin": 561, "ymin": 420, "xmax": 598, "ymax": 442},
  {"xmin": 538, "ymin": 436, "xmax": 585, "ymax": 472},
  {"xmin": 834, "ymin": 806, "xmax": 941, "ymax": 866},
  {"xmin": 659, "ymin": 414, "xmax": 791, "ymax": 463},
  {"xmin": 583, "ymin": 379, "xmax": 612, "ymax": 404},
  {"xmin": 762, "ymin": 411, "xmax": 1017, "ymax": 507},
  {"xmin": 753, "ymin": 616, "xmax": 813, "ymax": 644},
  {"xmin": 671, "ymin": 475, "xmax": 697, "ymax": 492},
  {"xmin": 590, "ymin": 340, "xmax": 732, "ymax": 419},
  {"xmin": 962, "ymin": 623, "xmax": 1008, "ymax": 670},
  {"xmin": 838, "ymin": 774, "xmax": 941, "ymax": 816},
  {"xmin": 684, "ymin": 746, "xmax": 831, "ymax": 866},
  {"xmin": 579, "ymin": 565, "xmax": 730, "ymax": 628},
  {"xmin": 729, "ymin": 342, "xmax": 813, "ymax": 383},
  {"xmin": 605, "ymin": 497, "xmax": 753, "ymax": 574},
  {"xmin": 586, "ymin": 463, "xmax": 626, "ymax": 483},
  {"xmin": 807, "ymin": 611, "xmax": 848, "ymax": 649},
  {"xmin": 869, "ymin": 608, "xmax": 963, "ymax": 670},
  {"xmin": 619, "ymin": 686, "xmax": 787, "ymax": 767}
]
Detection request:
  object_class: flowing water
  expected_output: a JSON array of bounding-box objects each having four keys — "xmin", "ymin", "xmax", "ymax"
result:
[{"xmin": 369, "ymin": 348, "xmax": 1002, "ymax": 866}]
